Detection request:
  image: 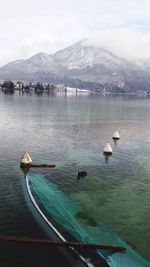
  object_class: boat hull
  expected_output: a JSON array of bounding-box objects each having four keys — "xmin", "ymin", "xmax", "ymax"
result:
[{"xmin": 26, "ymin": 172, "xmax": 150, "ymax": 267}]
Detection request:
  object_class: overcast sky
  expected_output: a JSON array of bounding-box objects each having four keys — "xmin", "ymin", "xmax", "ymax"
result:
[{"xmin": 1, "ymin": 0, "xmax": 150, "ymax": 65}]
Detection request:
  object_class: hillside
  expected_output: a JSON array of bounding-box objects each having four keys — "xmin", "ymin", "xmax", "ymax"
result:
[{"xmin": 0, "ymin": 40, "xmax": 150, "ymax": 92}]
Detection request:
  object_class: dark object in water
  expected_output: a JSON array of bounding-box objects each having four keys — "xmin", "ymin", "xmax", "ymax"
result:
[
  {"xmin": 29, "ymin": 164, "xmax": 56, "ymax": 168},
  {"xmin": 20, "ymin": 164, "xmax": 30, "ymax": 176},
  {"xmin": 20, "ymin": 163, "xmax": 56, "ymax": 173},
  {"xmin": 77, "ymin": 171, "xmax": 87, "ymax": 180}
]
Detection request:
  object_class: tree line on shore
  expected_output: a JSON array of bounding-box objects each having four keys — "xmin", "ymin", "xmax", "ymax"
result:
[{"xmin": 1, "ymin": 80, "xmax": 56, "ymax": 92}]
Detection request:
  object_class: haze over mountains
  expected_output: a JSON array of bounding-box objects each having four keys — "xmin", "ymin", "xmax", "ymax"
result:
[{"xmin": 0, "ymin": 40, "xmax": 150, "ymax": 92}]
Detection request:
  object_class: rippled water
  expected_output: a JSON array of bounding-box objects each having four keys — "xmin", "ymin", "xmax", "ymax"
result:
[{"xmin": 0, "ymin": 91, "xmax": 150, "ymax": 265}]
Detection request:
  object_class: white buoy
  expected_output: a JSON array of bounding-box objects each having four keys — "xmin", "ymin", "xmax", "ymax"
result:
[
  {"xmin": 112, "ymin": 131, "xmax": 120, "ymax": 140},
  {"xmin": 20, "ymin": 151, "xmax": 32, "ymax": 165},
  {"xmin": 103, "ymin": 143, "xmax": 113, "ymax": 155}
]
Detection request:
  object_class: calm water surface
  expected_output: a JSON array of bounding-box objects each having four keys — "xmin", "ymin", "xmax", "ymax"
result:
[{"xmin": 0, "ymin": 91, "xmax": 150, "ymax": 265}]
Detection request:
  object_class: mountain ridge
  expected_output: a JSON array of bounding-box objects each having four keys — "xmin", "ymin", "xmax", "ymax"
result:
[{"xmin": 0, "ymin": 40, "xmax": 150, "ymax": 92}]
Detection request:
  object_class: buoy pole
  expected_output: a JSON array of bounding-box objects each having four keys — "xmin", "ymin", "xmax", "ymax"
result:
[
  {"xmin": 20, "ymin": 163, "xmax": 56, "ymax": 170},
  {"xmin": 29, "ymin": 164, "xmax": 56, "ymax": 168},
  {"xmin": 0, "ymin": 235, "xmax": 126, "ymax": 252}
]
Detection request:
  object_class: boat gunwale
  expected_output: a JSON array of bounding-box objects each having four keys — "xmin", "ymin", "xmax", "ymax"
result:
[{"xmin": 25, "ymin": 175, "xmax": 96, "ymax": 267}]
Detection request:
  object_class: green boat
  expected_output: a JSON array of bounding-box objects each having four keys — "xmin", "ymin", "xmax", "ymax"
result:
[{"xmin": 26, "ymin": 171, "xmax": 150, "ymax": 267}]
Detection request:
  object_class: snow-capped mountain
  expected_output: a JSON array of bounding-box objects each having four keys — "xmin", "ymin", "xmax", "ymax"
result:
[
  {"xmin": 53, "ymin": 40, "xmax": 144, "ymax": 84},
  {"xmin": 0, "ymin": 52, "xmax": 56, "ymax": 73},
  {"xmin": 135, "ymin": 58, "xmax": 150, "ymax": 73},
  {"xmin": 0, "ymin": 40, "xmax": 150, "ymax": 91},
  {"xmin": 54, "ymin": 40, "xmax": 130, "ymax": 71}
]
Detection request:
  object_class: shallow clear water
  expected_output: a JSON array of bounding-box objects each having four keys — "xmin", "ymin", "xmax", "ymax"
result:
[
  {"xmin": 27, "ymin": 171, "xmax": 150, "ymax": 267},
  {"xmin": 0, "ymin": 90, "xmax": 150, "ymax": 264}
]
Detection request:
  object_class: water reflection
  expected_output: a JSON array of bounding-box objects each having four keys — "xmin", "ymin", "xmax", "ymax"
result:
[
  {"xmin": 34, "ymin": 90, "xmax": 44, "ymax": 96},
  {"xmin": 113, "ymin": 138, "xmax": 119, "ymax": 147},
  {"xmin": 1, "ymin": 89, "xmax": 15, "ymax": 95},
  {"xmin": 103, "ymin": 154, "xmax": 112, "ymax": 164}
]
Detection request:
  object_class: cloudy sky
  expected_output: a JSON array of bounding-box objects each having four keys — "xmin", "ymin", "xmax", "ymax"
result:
[{"xmin": 0, "ymin": 0, "xmax": 150, "ymax": 65}]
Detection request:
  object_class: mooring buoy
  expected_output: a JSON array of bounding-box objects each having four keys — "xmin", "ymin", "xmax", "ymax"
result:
[
  {"xmin": 103, "ymin": 143, "xmax": 113, "ymax": 156},
  {"xmin": 20, "ymin": 151, "xmax": 32, "ymax": 168},
  {"xmin": 112, "ymin": 131, "xmax": 120, "ymax": 140}
]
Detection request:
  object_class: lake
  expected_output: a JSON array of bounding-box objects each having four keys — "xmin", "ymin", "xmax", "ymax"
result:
[{"xmin": 0, "ymin": 90, "xmax": 150, "ymax": 265}]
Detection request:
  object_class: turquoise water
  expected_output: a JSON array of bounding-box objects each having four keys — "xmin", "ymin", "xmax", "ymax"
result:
[
  {"xmin": 0, "ymin": 91, "xmax": 150, "ymax": 265},
  {"xmin": 27, "ymin": 172, "xmax": 150, "ymax": 267}
]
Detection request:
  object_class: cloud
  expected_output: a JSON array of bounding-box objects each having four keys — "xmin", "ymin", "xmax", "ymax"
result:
[
  {"xmin": 0, "ymin": 0, "xmax": 150, "ymax": 64},
  {"xmin": 85, "ymin": 29, "xmax": 150, "ymax": 59}
]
